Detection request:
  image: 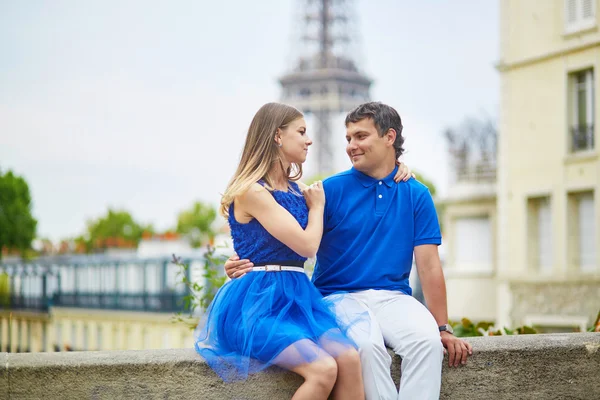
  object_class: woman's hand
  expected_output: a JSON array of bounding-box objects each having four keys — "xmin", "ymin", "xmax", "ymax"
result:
[
  {"xmin": 302, "ymin": 180, "xmax": 325, "ymax": 209},
  {"xmin": 394, "ymin": 161, "xmax": 416, "ymax": 183}
]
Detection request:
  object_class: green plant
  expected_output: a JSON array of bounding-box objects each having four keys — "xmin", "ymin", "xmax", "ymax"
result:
[
  {"xmin": 588, "ymin": 310, "xmax": 600, "ymax": 332},
  {"xmin": 0, "ymin": 273, "xmax": 10, "ymax": 308},
  {"xmin": 450, "ymin": 318, "xmax": 538, "ymax": 337},
  {"xmin": 171, "ymin": 244, "xmax": 228, "ymax": 330}
]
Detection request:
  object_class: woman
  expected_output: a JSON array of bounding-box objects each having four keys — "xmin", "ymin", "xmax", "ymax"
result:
[{"xmin": 195, "ymin": 103, "xmax": 410, "ymax": 399}]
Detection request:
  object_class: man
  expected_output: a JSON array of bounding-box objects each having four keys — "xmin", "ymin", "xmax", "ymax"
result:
[{"xmin": 225, "ymin": 102, "xmax": 472, "ymax": 399}]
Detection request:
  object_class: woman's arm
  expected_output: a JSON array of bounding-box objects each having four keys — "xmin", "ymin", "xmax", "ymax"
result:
[{"xmin": 238, "ymin": 182, "xmax": 324, "ymax": 258}]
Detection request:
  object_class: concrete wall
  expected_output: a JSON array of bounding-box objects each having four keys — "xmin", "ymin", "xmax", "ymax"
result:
[{"xmin": 2, "ymin": 333, "xmax": 599, "ymax": 400}]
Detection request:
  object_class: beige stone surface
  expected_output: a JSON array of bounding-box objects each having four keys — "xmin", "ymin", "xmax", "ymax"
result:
[
  {"xmin": 0, "ymin": 352, "xmax": 7, "ymax": 400},
  {"xmin": 510, "ymin": 282, "xmax": 600, "ymax": 326},
  {"xmin": 2, "ymin": 333, "xmax": 600, "ymax": 400}
]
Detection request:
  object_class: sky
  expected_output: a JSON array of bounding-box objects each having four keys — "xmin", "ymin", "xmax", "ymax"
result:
[{"xmin": 0, "ymin": 0, "xmax": 499, "ymax": 241}]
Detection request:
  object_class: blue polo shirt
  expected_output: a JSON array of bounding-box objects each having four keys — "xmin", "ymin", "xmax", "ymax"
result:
[{"xmin": 312, "ymin": 166, "xmax": 441, "ymax": 297}]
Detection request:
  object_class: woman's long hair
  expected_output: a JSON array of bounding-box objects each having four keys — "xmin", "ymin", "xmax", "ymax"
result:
[{"xmin": 220, "ymin": 103, "xmax": 304, "ymax": 216}]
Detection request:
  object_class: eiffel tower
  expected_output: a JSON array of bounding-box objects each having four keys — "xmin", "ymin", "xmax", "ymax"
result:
[{"xmin": 279, "ymin": 0, "xmax": 372, "ymax": 174}]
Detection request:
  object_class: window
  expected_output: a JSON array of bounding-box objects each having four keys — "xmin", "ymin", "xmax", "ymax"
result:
[
  {"xmin": 569, "ymin": 68, "xmax": 595, "ymax": 152},
  {"xmin": 578, "ymin": 192, "xmax": 596, "ymax": 271},
  {"xmin": 527, "ymin": 197, "xmax": 553, "ymax": 273},
  {"xmin": 453, "ymin": 216, "xmax": 493, "ymax": 272},
  {"xmin": 568, "ymin": 191, "xmax": 596, "ymax": 272},
  {"xmin": 565, "ymin": 0, "xmax": 597, "ymax": 33},
  {"xmin": 97, "ymin": 324, "xmax": 103, "ymax": 350}
]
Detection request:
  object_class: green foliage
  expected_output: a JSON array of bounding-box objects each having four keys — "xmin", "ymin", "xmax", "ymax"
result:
[
  {"xmin": 450, "ymin": 318, "xmax": 538, "ymax": 337},
  {"xmin": 77, "ymin": 208, "xmax": 152, "ymax": 252},
  {"xmin": 412, "ymin": 171, "xmax": 437, "ymax": 197},
  {"xmin": 0, "ymin": 169, "xmax": 38, "ymax": 260},
  {"xmin": 171, "ymin": 244, "xmax": 228, "ymax": 330},
  {"xmin": 0, "ymin": 273, "xmax": 10, "ymax": 307},
  {"xmin": 303, "ymin": 173, "xmax": 330, "ymax": 185},
  {"xmin": 589, "ymin": 310, "xmax": 600, "ymax": 332},
  {"xmin": 412, "ymin": 170, "xmax": 445, "ymax": 232},
  {"xmin": 176, "ymin": 201, "xmax": 217, "ymax": 248}
]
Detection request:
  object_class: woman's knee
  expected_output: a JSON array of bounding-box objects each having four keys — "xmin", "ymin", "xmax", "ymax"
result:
[
  {"xmin": 336, "ymin": 348, "xmax": 361, "ymax": 371},
  {"xmin": 305, "ymin": 356, "xmax": 338, "ymax": 388}
]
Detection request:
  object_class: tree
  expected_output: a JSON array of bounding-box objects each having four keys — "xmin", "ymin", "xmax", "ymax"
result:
[
  {"xmin": 0, "ymin": 169, "xmax": 38, "ymax": 260},
  {"xmin": 444, "ymin": 116, "xmax": 497, "ymax": 182},
  {"xmin": 412, "ymin": 171, "xmax": 437, "ymax": 197},
  {"xmin": 78, "ymin": 208, "xmax": 151, "ymax": 252},
  {"xmin": 412, "ymin": 170, "xmax": 445, "ymax": 233},
  {"xmin": 176, "ymin": 201, "xmax": 217, "ymax": 248},
  {"xmin": 303, "ymin": 173, "xmax": 330, "ymax": 185}
]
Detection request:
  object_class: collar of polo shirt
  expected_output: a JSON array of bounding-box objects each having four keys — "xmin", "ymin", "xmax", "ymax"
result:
[{"xmin": 351, "ymin": 165, "xmax": 398, "ymax": 188}]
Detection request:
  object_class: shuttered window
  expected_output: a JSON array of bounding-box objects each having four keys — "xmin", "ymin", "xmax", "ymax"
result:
[
  {"xmin": 578, "ymin": 192, "xmax": 596, "ymax": 272},
  {"xmin": 565, "ymin": 0, "xmax": 597, "ymax": 33},
  {"xmin": 528, "ymin": 196, "xmax": 553, "ymax": 273},
  {"xmin": 454, "ymin": 216, "xmax": 493, "ymax": 272},
  {"xmin": 537, "ymin": 199, "xmax": 553, "ymax": 272}
]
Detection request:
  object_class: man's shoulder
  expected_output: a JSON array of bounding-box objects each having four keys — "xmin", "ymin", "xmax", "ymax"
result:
[
  {"xmin": 402, "ymin": 177, "xmax": 433, "ymax": 197},
  {"xmin": 393, "ymin": 178, "xmax": 435, "ymax": 209}
]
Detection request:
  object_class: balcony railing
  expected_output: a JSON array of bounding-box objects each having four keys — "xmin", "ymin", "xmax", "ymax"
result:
[
  {"xmin": 455, "ymin": 162, "xmax": 496, "ymax": 183},
  {"xmin": 0, "ymin": 255, "xmax": 207, "ymax": 314},
  {"xmin": 571, "ymin": 124, "xmax": 595, "ymax": 152},
  {"xmin": 1, "ymin": 295, "xmax": 49, "ymax": 312}
]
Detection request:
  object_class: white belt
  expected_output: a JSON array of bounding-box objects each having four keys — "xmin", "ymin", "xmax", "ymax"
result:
[{"xmin": 252, "ymin": 265, "xmax": 305, "ymax": 273}]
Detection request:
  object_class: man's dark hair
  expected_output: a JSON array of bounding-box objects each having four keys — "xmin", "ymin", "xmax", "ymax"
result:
[{"xmin": 345, "ymin": 102, "xmax": 404, "ymax": 159}]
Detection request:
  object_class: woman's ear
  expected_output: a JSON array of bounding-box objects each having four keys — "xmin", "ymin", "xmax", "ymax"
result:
[{"xmin": 274, "ymin": 129, "xmax": 283, "ymax": 147}]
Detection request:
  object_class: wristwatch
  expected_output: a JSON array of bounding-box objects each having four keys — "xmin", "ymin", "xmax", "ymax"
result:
[{"xmin": 438, "ymin": 323, "xmax": 454, "ymax": 334}]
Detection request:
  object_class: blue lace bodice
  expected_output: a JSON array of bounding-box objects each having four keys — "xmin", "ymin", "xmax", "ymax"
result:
[{"xmin": 228, "ymin": 181, "xmax": 308, "ymax": 265}]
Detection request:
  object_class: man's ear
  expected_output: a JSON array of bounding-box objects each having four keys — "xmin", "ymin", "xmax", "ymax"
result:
[{"xmin": 386, "ymin": 128, "xmax": 397, "ymax": 146}]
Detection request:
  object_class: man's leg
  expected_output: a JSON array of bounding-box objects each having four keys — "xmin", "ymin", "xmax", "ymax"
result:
[
  {"xmin": 326, "ymin": 292, "xmax": 398, "ymax": 400},
  {"xmin": 371, "ymin": 290, "xmax": 443, "ymax": 400}
]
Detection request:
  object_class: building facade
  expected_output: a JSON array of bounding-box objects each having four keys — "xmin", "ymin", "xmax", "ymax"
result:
[{"xmin": 443, "ymin": 0, "xmax": 599, "ymax": 331}]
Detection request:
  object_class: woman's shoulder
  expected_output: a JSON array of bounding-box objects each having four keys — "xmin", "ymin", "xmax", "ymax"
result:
[
  {"xmin": 237, "ymin": 183, "xmax": 273, "ymax": 207},
  {"xmin": 240, "ymin": 182, "xmax": 267, "ymax": 197}
]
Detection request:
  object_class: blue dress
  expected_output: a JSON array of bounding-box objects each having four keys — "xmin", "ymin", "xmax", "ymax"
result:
[{"xmin": 194, "ymin": 181, "xmax": 356, "ymax": 382}]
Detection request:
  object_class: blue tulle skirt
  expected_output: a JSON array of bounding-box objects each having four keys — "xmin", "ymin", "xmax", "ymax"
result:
[{"xmin": 194, "ymin": 269, "xmax": 357, "ymax": 382}]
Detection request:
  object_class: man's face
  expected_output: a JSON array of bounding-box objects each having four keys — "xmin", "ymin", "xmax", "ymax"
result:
[{"xmin": 345, "ymin": 118, "xmax": 391, "ymax": 173}]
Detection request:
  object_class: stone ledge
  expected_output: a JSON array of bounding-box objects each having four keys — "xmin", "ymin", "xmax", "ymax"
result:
[{"xmin": 2, "ymin": 333, "xmax": 599, "ymax": 400}]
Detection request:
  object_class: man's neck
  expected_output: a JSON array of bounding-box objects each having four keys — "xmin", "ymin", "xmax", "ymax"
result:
[{"xmin": 362, "ymin": 161, "xmax": 396, "ymax": 180}]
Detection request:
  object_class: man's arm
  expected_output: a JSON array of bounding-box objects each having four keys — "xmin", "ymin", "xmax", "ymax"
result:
[
  {"xmin": 414, "ymin": 244, "xmax": 473, "ymax": 367},
  {"xmin": 224, "ymin": 253, "xmax": 253, "ymax": 279}
]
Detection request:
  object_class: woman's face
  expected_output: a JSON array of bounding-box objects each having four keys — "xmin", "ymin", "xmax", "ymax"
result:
[{"xmin": 278, "ymin": 117, "xmax": 312, "ymax": 164}]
